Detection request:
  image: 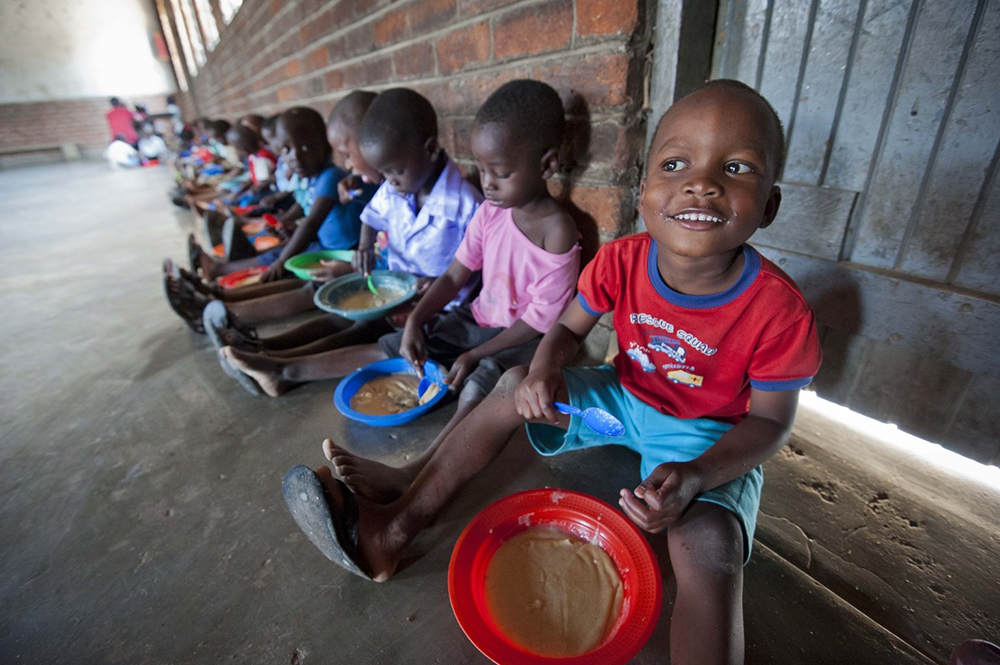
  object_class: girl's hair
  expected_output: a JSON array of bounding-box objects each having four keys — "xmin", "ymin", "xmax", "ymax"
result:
[{"xmin": 475, "ymin": 80, "xmax": 565, "ymax": 156}]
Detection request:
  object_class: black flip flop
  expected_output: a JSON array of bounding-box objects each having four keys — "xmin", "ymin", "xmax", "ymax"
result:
[
  {"xmin": 164, "ymin": 272, "xmax": 206, "ymax": 334},
  {"xmin": 282, "ymin": 466, "xmax": 372, "ymax": 580},
  {"xmin": 179, "ymin": 266, "xmax": 222, "ymax": 297}
]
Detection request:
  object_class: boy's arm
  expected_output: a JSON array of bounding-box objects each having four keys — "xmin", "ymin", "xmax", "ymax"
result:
[
  {"xmin": 260, "ymin": 196, "xmax": 335, "ymax": 282},
  {"xmin": 352, "ymin": 223, "xmax": 377, "ymax": 275},
  {"xmin": 620, "ymin": 387, "xmax": 799, "ymax": 533},
  {"xmin": 398, "ymin": 259, "xmax": 472, "ymax": 374},
  {"xmin": 445, "ymin": 318, "xmax": 540, "ymax": 390},
  {"xmin": 515, "ymin": 299, "xmax": 601, "ymax": 423}
]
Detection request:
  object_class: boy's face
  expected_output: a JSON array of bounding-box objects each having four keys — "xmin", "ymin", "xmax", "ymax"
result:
[
  {"xmin": 639, "ymin": 87, "xmax": 781, "ymax": 261},
  {"xmin": 329, "ymin": 121, "xmax": 382, "ymax": 184},
  {"xmin": 361, "ymin": 137, "xmax": 437, "ymax": 195},
  {"xmin": 277, "ymin": 118, "xmax": 329, "ymax": 178},
  {"xmin": 471, "ymin": 122, "xmax": 555, "ymax": 209}
]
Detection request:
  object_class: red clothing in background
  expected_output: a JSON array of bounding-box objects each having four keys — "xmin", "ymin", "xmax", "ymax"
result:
[{"xmin": 106, "ymin": 107, "xmax": 138, "ymax": 144}]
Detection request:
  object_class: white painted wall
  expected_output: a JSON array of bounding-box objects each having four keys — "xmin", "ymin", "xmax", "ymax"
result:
[{"xmin": 0, "ymin": 0, "xmax": 176, "ymax": 103}]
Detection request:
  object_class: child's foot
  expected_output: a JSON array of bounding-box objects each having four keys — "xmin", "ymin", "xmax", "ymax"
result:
[
  {"xmin": 178, "ymin": 266, "xmax": 222, "ymax": 297},
  {"xmin": 219, "ymin": 346, "xmax": 297, "ymax": 397},
  {"xmin": 188, "ymin": 233, "xmax": 218, "ymax": 279},
  {"xmin": 282, "ymin": 464, "xmax": 406, "ymax": 582},
  {"xmin": 323, "ymin": 439, "xmax": 415, "ymax": 504},
  {"xmin": 203, "ymin": 300, "xmax": 262, "ymax": 352}
]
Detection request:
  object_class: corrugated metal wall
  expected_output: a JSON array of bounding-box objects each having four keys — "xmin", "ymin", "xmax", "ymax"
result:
[{"xmin": 709, "ymin": 0, "xmax": 1000, "ymax": 463}]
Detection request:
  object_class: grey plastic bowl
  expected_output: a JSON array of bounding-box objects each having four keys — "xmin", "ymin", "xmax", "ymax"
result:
[{"xmin": 313, "ymin": 270, "xmax": 418, "ymax": 321}]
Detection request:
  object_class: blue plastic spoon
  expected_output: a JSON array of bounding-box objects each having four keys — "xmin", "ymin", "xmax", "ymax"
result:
[{"xmin": 554, "ymin": 401, "xmax": 625, "ymax": 437}]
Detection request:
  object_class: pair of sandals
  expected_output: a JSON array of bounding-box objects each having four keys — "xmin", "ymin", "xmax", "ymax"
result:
[{"xmin": 163, "ymin": 259, "xmax": 207, "ymax": 333}]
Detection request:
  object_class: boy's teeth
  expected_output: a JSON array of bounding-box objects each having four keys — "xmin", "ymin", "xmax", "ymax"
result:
[{"xmin": 674, "ymin": 212, "xmax": 724, "ymax": 223}]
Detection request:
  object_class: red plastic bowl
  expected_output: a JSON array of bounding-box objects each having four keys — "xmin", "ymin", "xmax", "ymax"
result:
[
  {"xmin": 449, "ymin": 489, "xmax": 662, "ymax": 665},
  {"xmin": 217, "ymin": 265, "xmax": 267, "ymax": 289}
]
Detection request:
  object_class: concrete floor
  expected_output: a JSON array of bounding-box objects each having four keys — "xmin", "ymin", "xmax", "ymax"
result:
[{"xmin": 0, "ymin": 162, "xmax": 995, "ymax": 664}]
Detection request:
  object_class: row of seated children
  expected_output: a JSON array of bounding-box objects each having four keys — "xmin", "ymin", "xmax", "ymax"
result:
[
  {"xmin": 279, "ymin": 80, "xmax": 825, "ymax": 665},
  {"xmin": 163, "ymin": 76, "xmax": 824, "ymax": 664}
]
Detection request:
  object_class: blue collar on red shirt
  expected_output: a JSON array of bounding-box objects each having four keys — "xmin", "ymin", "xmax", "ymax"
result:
[{"xmin": 646, "ymin": 241, "xmax": 760, "ymax": 309}]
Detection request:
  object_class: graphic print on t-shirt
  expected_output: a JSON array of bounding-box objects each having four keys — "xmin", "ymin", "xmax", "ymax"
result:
[{"xmin": 624, "ymin": 316, "xmax": 711, "ymax": 388}]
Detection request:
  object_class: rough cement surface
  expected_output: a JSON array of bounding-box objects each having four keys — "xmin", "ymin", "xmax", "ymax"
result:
[{"xmin": 0, "ymin": 163, "xmax": 957, "ymax": 664}]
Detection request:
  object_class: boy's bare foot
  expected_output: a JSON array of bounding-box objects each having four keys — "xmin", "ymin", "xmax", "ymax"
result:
[
  {"xmin": 282, "ymin": 464, "xmax": 407, "ymax": 582},
  {"xmin": 219, "ymin": 346, "xmax": 297, "ymax": 397},
  {"xmin": 323, "ymin": 439, "xmax": 416, "ymax": 504}
]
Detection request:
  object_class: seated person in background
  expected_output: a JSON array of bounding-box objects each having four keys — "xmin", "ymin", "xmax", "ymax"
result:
[
  {"xmin": 137, "ymin": 122, "xmax": 168, "ymax": 163},
  {"xmin": 106, "ymin": 97, "xmax": 138, "ymax": 146},
  {"xmin": 106, "ymin": 134, "xmax": 140, "ymax": 168},
  {"xmin": 216, "ymin": 88, "xmax": 483, "ymax": 396},
  {"xmin": 282, "ymin": 80, "xmax": 822, "ymax": 665}
]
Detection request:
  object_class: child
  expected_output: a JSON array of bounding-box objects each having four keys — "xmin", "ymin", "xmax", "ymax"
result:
[
  {"xmin": 217, "ymin": 88, "xmax": 485, "ymax": 396},
  {"xmin": 282, "ymin": 80, "xmax": 822, "ymax": 664}
]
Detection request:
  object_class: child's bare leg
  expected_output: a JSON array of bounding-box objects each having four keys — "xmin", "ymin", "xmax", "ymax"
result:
[
  {"xmin": 265, "ymin": 318, "xmax": 392, "ymax": 357},
  {"xmin": 220, "ymin": 278, "xmax": 306, "ymax": 301},
  {"xmin": 255, "ymin": 314, "xmax": 354, "ymax": 352},
  {"xmin": 311, "ymin": 366, "xmax": 570, "ymax": 581},
  {"xmin": 328, "ymin": 382, "xmax": 488, "ymax": 502},
  {"xmin": 225, "ymin": 284, "xmax": 317, "ymax": 321},
  {"xmin": 220, "ymin": 343, "xmax": 389, "ymax": 396},
  {"xmin": 666, "ymin": 502, "xmax": 745, "ymax": 665}
]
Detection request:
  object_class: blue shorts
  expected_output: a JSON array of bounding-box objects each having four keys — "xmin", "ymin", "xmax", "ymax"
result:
[{"xmin": 525, "ymin": 365, "xmax": 763, "ymax": 563}]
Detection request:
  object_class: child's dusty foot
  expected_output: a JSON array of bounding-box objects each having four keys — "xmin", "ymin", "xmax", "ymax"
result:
[
  {"xmin": 219, "ymin": 346, "xmax": 297, "ymax": 397},
  {"xmin": 203, "ymin": 300, "xmax": 262, "ymax": 352},
  {"xmin": 282, "ymin": 464, "xmax": 408, "ymax": 582},
  {"xmin": 323, "ymin": 439, "xmax": 416, "ymax": 504}
]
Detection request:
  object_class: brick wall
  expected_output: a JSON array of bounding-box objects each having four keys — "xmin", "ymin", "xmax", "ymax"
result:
[
  {"xmin": 0, "ymin": 93, "xmax": 195, "ymax": 156},
  {"xmin": 186, "ymin": 0, "xmax": 651, "ymax": 240}
]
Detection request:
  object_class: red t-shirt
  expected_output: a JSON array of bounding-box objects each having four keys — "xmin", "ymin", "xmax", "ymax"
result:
[
  {"xmin": 106, "ymin": 107, "xmax": 137, "ymax": 144},
  {"xmin": 577, "ymin": 233, "xmax": 822, "ymax": 424}
]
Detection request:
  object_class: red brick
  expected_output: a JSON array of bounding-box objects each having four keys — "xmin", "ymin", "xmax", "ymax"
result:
[
  {"xmin": 494, "ymin": 0, "xmax": 572, "ymax": 60},
  {"xmin": 548, "ymin": 182, "xmax": 627, "ymax": 234},
  {"xmin": 393, "ymin": 42, "xmax": 435, "ymax": 80},
  {"xmin": 276, "ymin": 85, "xmax": 297, "ymax": 102},
  {"xmin": 324, "ymin": 69, "xmax": 344, "ymax": 91},
  {"xmin": 270, "ymin": 0, "xmax": 281, "ymax": 15},
  {"xmin": 436, "ymin": 21, "xmax": 490, "ymax": 74},
  {"xmin": 325, "ymin": 37, "xmax": 346, "ymax": 63},
  {"xmin": 533, "ymin": 51, "xmax": 632, "ymax": 108},
  {"xmin": 373, "ymin": 8, "xmax": 408, "ymax": 46},
  {"xmin": 583, "ymin": 121, "xmax": 630, "ymax": 170},
  {"xmin": 577, "ymin": 0, "xmax": 639, "ymax": 37},
  {"xmin": 284, "ymin": 59, "xmax": 301, "ymax": 77},
  {"xmin": 304, "ymin": 45, "xmax": 329, "ymax": 71},
  {"xmin": 458, "ymin": 0, "xmax": 519, "ymax": 15},
  {"xmin": 409, "ymin": 0, "xmax": 456, "ymax": 34},
  {"xmin": 300, "ymin": 9, "xmax": 334, "ymax": 46},
  {"xmin": 343, "ymin": 23, "xmax": 375, "ymax": 57}
]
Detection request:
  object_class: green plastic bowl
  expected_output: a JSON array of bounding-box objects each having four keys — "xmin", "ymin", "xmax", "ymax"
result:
[
  {"xmin": 313, "ymin": 270, "xmax": 418, "ymax": 321},
  {"xmin": 284, "ymin": 250, "xmax": 355, "ymax": 280}
]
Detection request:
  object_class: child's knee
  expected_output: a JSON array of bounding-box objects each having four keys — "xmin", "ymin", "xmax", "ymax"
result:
[
  {"xmin": 493, "ymin": 365, "xmax": 529, "ymax": 397},
  {"xmin": 669, "ymin": 503, "xmax": 744, "ymax": 582}
]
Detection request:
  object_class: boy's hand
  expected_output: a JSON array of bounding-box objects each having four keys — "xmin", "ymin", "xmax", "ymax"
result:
[
  {"xmin": 399, "ymin": 322, "xmax": 427, "ymax": 377},
  {"xmin": 414, "ymin": 276, "xmax": 434, "ymax": 296},
  {"xmin": 260, "ymin": 261, "xmax": 285, "ymax": 284},
  {"xmin": 309, "ymin": 259, "xmax": 353, "ymax": 283},
  {"xmin": 619, "ymin": 462, "xmax": 706, "ymax": 533},
  {"xmin": 337, "ymin": 175, "xmax": 364, "ymax": 204},
  {"xmin": 444, "ymin": 349, "xmax": 482, "ymax": 392},
  {"xmin": 515, "ymin": 366, "xmax": 563, "ymax": 424},
  {"xmin": 353, "ymin": 245, "xmax": 375, "ymax": 275},
  {"xmin": 259, "ymin": 194, "xmax": 277, "ymax": 209}
]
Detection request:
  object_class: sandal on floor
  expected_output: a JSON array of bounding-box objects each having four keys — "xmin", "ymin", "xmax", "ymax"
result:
[
  {"xmin": 179, "ymin": 266, "xmax": 222, "ymax": 297},
  {"xmin": 163, "ymin": 272, "xmax": 206, "ymax": 334},
  {"xmin": 282, "ymin": 466, "xmax": 372, "ymax": 580}
]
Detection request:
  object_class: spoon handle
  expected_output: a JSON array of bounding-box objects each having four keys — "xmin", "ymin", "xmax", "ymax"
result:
[
  {"xmin": 366, "ymin": 273, "xmax": 379, "ymax": 295},
  {"xmin": 553, "ymin": 401, "xmax": 582, "ymax": 417}
]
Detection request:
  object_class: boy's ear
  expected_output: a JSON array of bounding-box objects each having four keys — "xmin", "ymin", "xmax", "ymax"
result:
[
  {"xmin": 423, "ymin": 136, "xmax": 440, "ymax": 157},
  {"xmin": 637, "ymin": 177, "xmax": 647, "ymax": 209},
  {"xmin": 759, "ymin": 185, "xmax": 781, "ymax": 229},
  {"xmin": 539, "ymin": 148, "xmax": 560, "ymax": 180}
]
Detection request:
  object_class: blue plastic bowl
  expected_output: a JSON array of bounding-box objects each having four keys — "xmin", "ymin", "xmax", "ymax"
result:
[
  {"xmin": 334, "ymin": 357, "xmax": 448, "ymax": 427},
  {"xmin": 313, "ymin": 270, "xmax": 417, "ymax": 321}
]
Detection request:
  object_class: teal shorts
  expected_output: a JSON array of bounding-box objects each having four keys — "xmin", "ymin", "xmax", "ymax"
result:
[{"xmin": 525, "ymin": 365, "xmax": 763, "ymax": 563}]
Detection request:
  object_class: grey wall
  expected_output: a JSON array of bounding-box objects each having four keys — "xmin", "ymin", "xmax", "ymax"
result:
[{"xmin": 654, "ymin": 0, "xmax": 999, "ymax": 464}]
